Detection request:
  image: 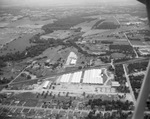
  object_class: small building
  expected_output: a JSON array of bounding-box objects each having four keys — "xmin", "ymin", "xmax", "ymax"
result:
[
  {"xmin": 66, "ymin": 52, "xmax": 78, "ymax": 66},
  {"xmin": 46, "ymin": 59, "xmax": 51, "ymax": 63},
  {"xmin": 111, "ymin": 81, "xmax": 120, "ymax": 87},
  {"xmin": 43, "ymin": 81, "xmax": 50, "ymax": 89},
  {"xmin": 70, "ymin": 59, "xmax": 77, "ymax": 65},
  {"xmin": 125, "ymin": 82, "xmax": 129, "ymax": 87}
]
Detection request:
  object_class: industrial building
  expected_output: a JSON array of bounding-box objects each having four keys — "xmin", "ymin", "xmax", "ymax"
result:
[
  {"xmin": 71, "ymin": 71, "xmax": 82, "ymax": 83},
  {"xmin": 83, "ymin": 69, "xmax": 103, "ymax": 84},
  {"xmin": 60, "ymin": 73, "xmax": 72, "ymax": 83},
  {"xmin": 59, "ymin": 69, "xmax": 107, "ymax": 85}
]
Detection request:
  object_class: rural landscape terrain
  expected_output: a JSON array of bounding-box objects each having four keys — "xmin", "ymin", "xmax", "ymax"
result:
[{"xmin": 0, "ymin": 0, "xmax": 150, "ymax": 119}]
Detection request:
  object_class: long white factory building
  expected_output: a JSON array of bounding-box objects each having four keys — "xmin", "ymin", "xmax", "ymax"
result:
[
  {"xmin": 83, "ymin": 69, "xmax": 103, "ymax": 84},
  {"xmin": 59, "ymin": 69, "xmax": 104, "ymax": 84},
  {"xmin": 71, "ymin": 71, "xmax": 82, "ymax": 83}
]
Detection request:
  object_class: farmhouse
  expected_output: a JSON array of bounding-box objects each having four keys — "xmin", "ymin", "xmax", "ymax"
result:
[{"xmin": 43, "ymin": 81, "xmax": 50, "ymax": 89}]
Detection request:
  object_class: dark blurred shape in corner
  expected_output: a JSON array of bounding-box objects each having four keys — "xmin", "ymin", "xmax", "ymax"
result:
[
  {"xmin": 132, "ymin": 1, "xmax": 150, "ymax": 119},
  {"xmin": 138, "ymin": 0, "xmax": 150, "ymax": 24}
]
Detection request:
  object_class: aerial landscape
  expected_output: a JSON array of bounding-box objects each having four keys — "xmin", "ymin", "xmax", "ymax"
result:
[{"xmin": 0, "ymin": 0, "xmax": 150, "ymax": 119}]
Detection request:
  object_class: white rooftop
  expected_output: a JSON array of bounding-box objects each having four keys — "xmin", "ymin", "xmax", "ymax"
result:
[{"xmin": 83, "ymin": 69, "xmax": 103, "ymax": 84}]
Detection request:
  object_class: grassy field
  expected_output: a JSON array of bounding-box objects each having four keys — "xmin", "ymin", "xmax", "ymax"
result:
[
  {"xmin": 73, "ymin": 19, "xmax": 98, "ymax": 32},
  {"xmin": 130, "ymin": 41, "xmax": 145, "ymax": 46},
  {"xmin": 9, "ymin": 79, "xmax": 38, "ymax": 90},
  {"xmin": 40, "ymin": 30, "xmax": 74, "ymax": 40},
  {"xmin": 7, "ymin": 17, "xmax": 55, "ymax": 28},
  {"xmin": 0, "ymin": 33, "xmax": 36, "ymax": 56},
  {"xmin": 92, "ymin": 16, "xmax": 120, "ymax": 30},
  {"xmin": 82, "ymin": 29, "xmax": 108, "ymax": 37}
]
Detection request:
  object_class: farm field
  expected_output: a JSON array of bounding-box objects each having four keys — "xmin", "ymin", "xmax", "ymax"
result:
[
  {"xmin": 0, "ymin": 27, "xmax": 42, "ymax": 46},
  {"xmin": 40, "ymin": 30, "xmax": 74, "ymax": 40},
  {"xmin": 0, "ymin": 33, "xmax": 35, "ymax": 56},
  {"xmin": 111, "ymin": 53, "xmax": 126, "ymax": 59},
  {"xmin": 72, "ymin": 19, "xmax": 98, "ymax": 32},
  {"xmin": 6, "ymin": 17, "xmax": 55, "ymax": 28},
  {"xmin": 130, "ymin": 40, "xmax": 147, "ymax": 46}
]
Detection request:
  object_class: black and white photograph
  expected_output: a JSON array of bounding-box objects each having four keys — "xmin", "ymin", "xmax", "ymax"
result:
[{"xmin": 0, "ymin": 0, "xmax": 150, "ymax": 119}]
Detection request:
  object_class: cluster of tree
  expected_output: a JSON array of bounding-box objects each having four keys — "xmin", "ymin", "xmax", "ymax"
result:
[
  {"xmin": 109, "ymin": 45, "xmax": 135, "ymax": 54},
  {"xmin": 87, "ymin": 98, "xmax": 133, "ymax": 111},
  {"xmin": 147, "ymin": 100, "xmax": 150, "ymax": 111},
  {"xmin": 116, "ymin": 85, "xmax": 130, "ymax": 93},
  {"xmin": 138, "ymin": 30, "xmax": 150, "ymax": 37},
  {"xmin": 38, "ymin": 91, "xmax": 75, "ymax": 109},
  {"xmin": 108, "ymin": 65, "xmax": 115, "ymax": 72},
  {"xmin": 101, "ymin": 41, "xmax": 113, "ymax": 44},
  {"xmin": 0, "ymin": 31, "xmax": 109, "ymax": 68},
  {"xmin": 129, "ymin": 75, "xmax": 144, "ymax": 99},
  {"xmin": 114, "ymin": 64, "xmax": 130, "ymax": 93},
  {"xmin": 29, "ymin": 33, "xmax": 42, "ymax": 43},
  {"xmin": 113, "ymin": 57, "xmax": 131, "ymax": 63},
  {"xmin": 0, "ymin": 77, "xmax": 11, "ymax": 85},
  {"xmin": 95, "ymin": 21, "xmax": 120, "ymax": 29},
  {"xmin": 13, "ymin": 73, "xmax": 31, "ymax": 83},
  {"xmin": 86, "ymin": 111, "xmax": 132, "ymax": 119},
  {"xmin": 144, "ymin": 114, "xmax": 150, "ymax": 119},
  {"xmin": 0, "ymin": 59, "xmax": 6, "ymax": 75},
  {"xmin": 127, "ymin": 61, "xmax": 148, "ymax": 74},
  {"xmin": 114, "ymin": 64, "xmax": 124, "ymax": 79},
  {"xmin": 74, "ymin": 27, "xmax": 82, "ymax": 32},
  {"xmin": 144, "ymin": 37, "xmax": 150, "ymax": 41},
  {"xmin": 67, "ymin": 40, "xmax": 95, "ymax": 57},
  {"xmin": 100, "ymin": 56, "xmax": 111, "ymax": 63},
  {"xmin": 128, "ymin": 38, "xmax": 141, "ymax": 41},
  {"xmin": 67, "ymin": 41, "xmax": 110, "ymax": 63},
  {"xmin": 0, "ymin": 59, "xmax": 6, "ymax": 68}
]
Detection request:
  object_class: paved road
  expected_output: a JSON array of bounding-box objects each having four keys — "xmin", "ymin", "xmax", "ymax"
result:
[
  {"xmin": 114, "ymin": 57, "xmax": 149, "ymax": 65},
  {"xmin": 8, "ymin": 64, "xmax": 31, "ymax": 85},
  {"xmin": 123, "ymin": 64, "xmax": 136, "ymax": 105},
  {"xmin": 113, "ymin": 16, "xmax": 120, "ymax": 25},
  {"xmin": 124, "ymin": 33, "xmax": 139, "ymax": 58}
]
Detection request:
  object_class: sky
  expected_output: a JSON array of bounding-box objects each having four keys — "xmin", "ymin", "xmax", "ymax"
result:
[{"xmin": 0, "ymin": 0, "xmax": 141, "ymax": 7}]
